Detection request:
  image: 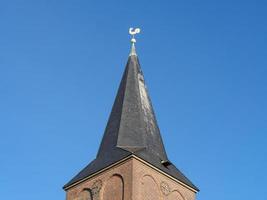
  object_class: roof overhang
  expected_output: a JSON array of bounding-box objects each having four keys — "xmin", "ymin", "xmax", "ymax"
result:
[{"xmin": 63, "ymin": 155, "xmax": 199, "ymax": 193}]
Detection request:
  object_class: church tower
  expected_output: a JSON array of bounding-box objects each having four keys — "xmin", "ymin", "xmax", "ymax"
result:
[{"xmin": 63, "ymin": 28, "xmax": 199, "ymax": 200}]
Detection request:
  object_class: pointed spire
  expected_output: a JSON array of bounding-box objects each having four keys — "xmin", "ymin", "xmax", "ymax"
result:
[
  {"xmin": 63, "ymin": 30, "xmax": 199, "ymax": 192},
  {"xmin": 129, "ymin": 42, "xmax": 137, "ymax": 56},
  {"xmin": 96, "ymin": 54, "xmax": 169, "ymax": 161}
]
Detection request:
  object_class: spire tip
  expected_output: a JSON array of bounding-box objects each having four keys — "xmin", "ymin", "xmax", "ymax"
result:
[{"xmin": 129, "ymin": 28, "xmax": 141, "ymax": 56}]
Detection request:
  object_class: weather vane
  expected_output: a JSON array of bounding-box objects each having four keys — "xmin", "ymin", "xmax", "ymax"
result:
[{"xmin": 129, "ymin": 27, "xmax": 141, "ymax": 43}]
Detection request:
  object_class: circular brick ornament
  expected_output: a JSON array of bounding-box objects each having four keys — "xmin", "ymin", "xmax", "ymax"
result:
[
  {"xmin": 160, "ymin": 181, "xmax": 171, "ymax": 196},
  {"xmin": 91, "ymin": 179, "xmax": 102, "ymax": 195}
]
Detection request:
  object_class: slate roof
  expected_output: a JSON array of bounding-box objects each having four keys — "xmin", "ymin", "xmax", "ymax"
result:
[{"xmin": 63, "ymin": 48, "xmax": 199, "ymax": 192}]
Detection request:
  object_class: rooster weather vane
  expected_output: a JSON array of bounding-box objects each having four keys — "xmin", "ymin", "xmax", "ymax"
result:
[{"xmin": 129, "ymin": 27, "xmax": 141, "ymax": 44}]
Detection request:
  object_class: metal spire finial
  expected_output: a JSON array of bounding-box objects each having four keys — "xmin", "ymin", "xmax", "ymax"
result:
[{"xmin": 129, "ymin": 28, "xmax": 141, "ymax": 56}]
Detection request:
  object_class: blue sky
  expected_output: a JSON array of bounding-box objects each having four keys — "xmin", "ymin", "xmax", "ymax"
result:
[{"xmin": 0, "ymin": 0, "xmax": 266, "ymax": 199}]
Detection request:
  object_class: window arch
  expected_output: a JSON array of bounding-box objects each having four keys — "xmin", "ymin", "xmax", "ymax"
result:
[
  {"xmin": 141, "ymin": 175, "xmax": 161, "ymax": 200},
  {"xmin": 78, "ymin": 189, "xmax": 92, "ymax": 200},
  {"xmin": 102, "ymin": 174, "xmax": 124, "ymax": 200}
]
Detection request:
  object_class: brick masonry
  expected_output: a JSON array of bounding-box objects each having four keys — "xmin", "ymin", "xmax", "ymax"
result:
[{"xmin": 65, "ymin": 157, "xmax": 196, "ymax": 200}]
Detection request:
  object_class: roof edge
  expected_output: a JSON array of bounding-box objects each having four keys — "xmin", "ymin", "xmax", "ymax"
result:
[
  {"xmin": 63, "ymin": 155, "xmax": 132, "ymax": 190},
  {"xmin": 63, "ymin": 155, "xmax": 199, "ymax": 192},
  {"xmin": 132, "ymin": 155, "xmax": 199, "ymax": 192}
]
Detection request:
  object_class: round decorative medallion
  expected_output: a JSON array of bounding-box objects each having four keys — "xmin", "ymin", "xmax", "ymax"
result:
[
  {"xmin": 160, "ymin": 181, "xmax": 171, "ymax": 196},
  {"xmin": 91, "ymin": 179, "xmax": 102, "ymax": 194}
]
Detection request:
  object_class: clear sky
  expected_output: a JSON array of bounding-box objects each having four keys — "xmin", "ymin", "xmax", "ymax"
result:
[{"xmin": 0, "ymin": 0, "xmax": 266, "ymax": 199}]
